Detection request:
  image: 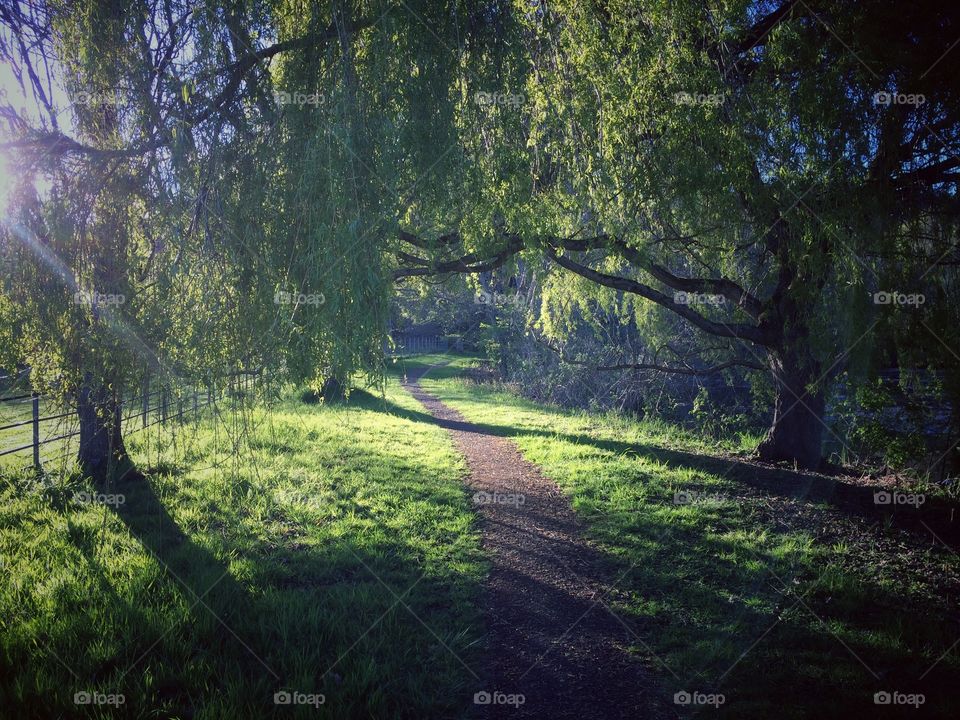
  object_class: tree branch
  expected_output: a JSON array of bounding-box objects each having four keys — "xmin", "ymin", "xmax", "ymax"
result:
[
  {"xmin": 545, "ymin": 245, "xmax": 769, "ymax": 345},
  {"xmin": 551, "ymin": 234, "xmax": 764, "ymax": 318},
  {"xmin": 592, "ymin": 359, "xmax": 764, "ymax": 374},
  {"xmin": 393, "ymin": 227, "xmax": 768, "ymax": 341},
  {"xmin": 393, "ymin": 231, "xmax": 524, "ymax": 279},
  {"xmin": 0, "ymin": 17, "xmax": 376, "ymax": 160},
  {"xmin": 534, "ymin": 333, "xmax": 765, "ymax": 375},
  {"xmin": 728, "ymin": 0, "xmax": 802, "ymax": 57}
]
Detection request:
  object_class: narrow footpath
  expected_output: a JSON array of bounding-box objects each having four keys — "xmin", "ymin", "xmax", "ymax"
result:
[{"xmin": 402, "ymin": 367, "xmax": 673, "ymax": 719}]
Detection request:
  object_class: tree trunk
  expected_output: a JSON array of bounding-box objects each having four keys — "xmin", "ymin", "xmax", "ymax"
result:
[
  {"xmin": 756, "ymin": 353, "xmax": 825, "ymax": 470},
  {"xmin": 76, "ymin": 377, "xmax": 129, "ymax": 484},
  {"xmin": 320, "ymin": 376, "xmax": 345, "ymax": 402}
]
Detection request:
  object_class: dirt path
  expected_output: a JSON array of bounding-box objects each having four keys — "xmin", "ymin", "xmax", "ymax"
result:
[{"xmin": 402, "ymin": 367, "xmax": 673, "ymax": 719}]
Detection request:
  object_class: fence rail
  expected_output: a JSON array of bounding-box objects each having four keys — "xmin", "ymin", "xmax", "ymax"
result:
[
  {"xmin": 390, "ymin": 334, "xmax": 450, "ymax": 354},
  {"xmin": 0, "ymin": 368, "xmax": 263, "ymax": 472}
]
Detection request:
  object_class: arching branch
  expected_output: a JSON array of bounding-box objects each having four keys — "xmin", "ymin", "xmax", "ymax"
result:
[
  {"xmin": 533, "ymin": 332, "xmax": 765, "ymax": 375},
  {"xmin": 545, "ymin": 245, "xmax": 770, "ymax": 345},
  {"xmin": 553, "ymin": 234, "xmax": 763, "ymax": 318},
  {"xmin": 0, "ymin": 17, "xmax": 377, "ymax": 160},
  {"xmin": 393, "ymin": 231, "xmax": 523, "ymax": 279}
]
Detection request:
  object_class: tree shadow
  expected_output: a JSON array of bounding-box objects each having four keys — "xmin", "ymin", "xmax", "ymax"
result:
[
  {"xmin": 380, "ymin": 383, "xmax": 960, "ymax": 717},
  {"xmin": 373, "ymin": 390, "xmax": 960, "ymax": 549},
  {"xmin": 101, "ymin": 469, "xmax": 282, "ymax": 715},
  {"xmin": 568, "ymin": 499, "xmax": 960, "ymax": 719},
  {"xmin": 21, "ymin": 462, "xmax": 486, "ymax": 719}
]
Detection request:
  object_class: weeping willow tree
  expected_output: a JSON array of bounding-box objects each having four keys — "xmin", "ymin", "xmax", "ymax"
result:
[
  {"xmin": 0, "ymin": 0, "xmax": 429, "ymax": 478},
  {"xmin": 0, "ymin": 0, "xmax": 173, "ymax": 482},
  {"xmin": 0, "ymin": 0, "xmax": 513, "ymax": 478},
  {"xmin": 392, "ymin": 0, "xmax": 960, "ymax": 470},
  {"xmin": 2, "ymin": 0, "xmax": 956, "ymax": 476},
  {"xmin": 259, "ymin": 0, "xmax": 496, "ymax": 393}
]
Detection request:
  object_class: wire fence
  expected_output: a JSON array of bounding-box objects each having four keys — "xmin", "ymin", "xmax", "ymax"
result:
[
  {"xmin": 0, "ymin": 368, "xmax": 264, "ymax": 473},
  {"xmin": 390, "ymin": 334, "xmax": 450, "ymax": 354}
]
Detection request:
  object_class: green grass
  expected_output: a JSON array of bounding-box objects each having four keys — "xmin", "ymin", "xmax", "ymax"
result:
[
  {"xmin": 0, "ymin": 377, "xmax": 486, "ymax": 719},
  {"xmin": 397, "ymin": 354, "xmax": 960, "ymax": 719},
  {"xmin": 0, "ymin": 393, "xmax": 78, "ymax": 470},
  {"xmin": 3, "ymin": 354, "xmax": 958, "ymax": 718}
]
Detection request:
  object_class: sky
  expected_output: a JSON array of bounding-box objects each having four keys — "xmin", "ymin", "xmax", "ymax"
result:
[{"xmin": 0, "ymin": 23, "xmax": 67, "ymax": 217}]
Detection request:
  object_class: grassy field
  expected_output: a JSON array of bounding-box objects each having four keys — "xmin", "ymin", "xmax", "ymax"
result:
[
  {"xmin": 397, "ymin": 354, "xmax": 960, "ymax": 719},
  {"xmin": 3, "ymin": 355, "xmax": 958, "ymax": 718},
  {"xmin": 0, "ymin": 377, "xmax": 486, "ymax": 719}
]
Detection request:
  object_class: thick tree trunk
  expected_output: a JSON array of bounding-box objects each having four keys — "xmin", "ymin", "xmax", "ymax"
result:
[
  {"xmin": 320, "ymin": 376, "xmax": 345, "ymax": 402},
  {"xmin": 76, "ymin": 377, "xmax": 129, "ymax": 484},
  {"xmin": 756, "ymin": 354, "xmax": 825, "ymax": 470}
]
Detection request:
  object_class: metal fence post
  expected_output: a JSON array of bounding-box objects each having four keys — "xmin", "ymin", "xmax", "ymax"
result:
[
  {"xmin": 193, "ymin": 390, "xmax": 198, "ymax": 422},
  {"xmin": 142, "ymin": 376, "xmax": 149, "ymax": 428},
  {"xmin": 31, "ymin": 393, "xmax": 40, "ymax": 470}
]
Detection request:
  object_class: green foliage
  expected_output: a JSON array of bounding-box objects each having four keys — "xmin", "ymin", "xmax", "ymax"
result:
[
  {"xmin": 1, "ymin": 0, "xmax": 958, "ymax": 469},
  {"xmin": 837, "ymin": 379, "xmax": 931, "ymax": 468},
  {"xmin": 689, "ymin": 386, "xmax": 742, "ymax": 439}
]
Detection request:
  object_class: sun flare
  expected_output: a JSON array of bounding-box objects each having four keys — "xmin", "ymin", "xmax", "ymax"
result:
[{"xmin": 0, "ymin": 152, "xmax": 14, "ymax": 219}]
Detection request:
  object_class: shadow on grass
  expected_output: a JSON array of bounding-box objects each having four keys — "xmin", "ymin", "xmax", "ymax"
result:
[
  {"xmin": 100, "ymin": 470, "xmax": 290, "ymax": 716},
  {"xmin": 480, "ymin": 499, "xmax": 959, "ymax": 716},
  {"xmin": 0, "ymin": 457, "xmax": 487, "ymax": 719},
  {"xmin": 371, "ymin": 388, "xmax": 960, "ymax": 549},
  {"xmin": 580, "ymin": 498, "xmax": 960, "ymax": 719},
  {"xmin": 383, "ymin": 381, "xmax": 960, "ymax": 718}
]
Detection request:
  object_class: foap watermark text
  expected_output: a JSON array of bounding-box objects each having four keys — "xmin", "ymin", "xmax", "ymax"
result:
[
  {"xmin": 74, "ymin": 691, "xmax": 125, "ymax": 706},
  {"xmin": 874, "ymin": 690, "xmax": 924, "ymax": 708},
  {"xmin": 274, "ymin": 690, "xmax": 325, "ymax": 707},
  {"xmin": 674, "ymin": 291, "xmax": 725, "ymax": 306},
  {"xmin": 74, "ymin": 491, "xmax": 125, "ymax": 507},
  {"xmin": 473, "ymin": 491, "xmax": 525, "ymax": 508},
  {"xmin": 474, "ymin": 91, "xmax": 525, "ymax": 109},
  {"xmin": 475, "ymin": 290, "xmax": 522, "ymax": 307},
  {"xmin": 873, "ymin": 92, "xmax": 925, "ymax": 106},
  {"xmin": 674, "ymin": 690, "xmax": 725, "ymax": 707},
  {"xmin": 74, "ymin": 291, "xmax": 125, "ymax": 307},
  {"xmin": 274, "ymin": 91, "xmax": 323, "ymax": 107},
  {"xmin": 275, "ymin": 291, "xmax": 325, "ymax": 306},
  {"xmin": 873, "ymin": 291, "xmax": 924, "ymax": 307},
  {"xmin": 674, "ymin": 91, "xmax": 724, "ymax": 106},
  {"xmin": 674, "ymin": 490, "xmax": 728, "ymax": 506},
  {"xmin": 873, "ymin": 490, "xmax": 925, "ymax": 507},
  {"xmin": 474, "ymin": 690, "xmax": 525, "ymax": 707}
]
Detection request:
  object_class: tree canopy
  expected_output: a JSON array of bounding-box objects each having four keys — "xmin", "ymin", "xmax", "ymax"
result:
[{"xmin": 1, "ymin": 0, "xmax": 958, "ymax": 475}]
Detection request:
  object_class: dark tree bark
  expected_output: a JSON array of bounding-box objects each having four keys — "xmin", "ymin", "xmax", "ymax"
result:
[
  {"xmin": 320, "ymin": 376, "xmax": 345, "ymax": 402},
  {"xmin": 76, "ymin": 375, "xmax": 129, "ymax": 484},
  {"xmin": 756, "ymin": 351, "xmax": 825, "ymax": 469}
]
